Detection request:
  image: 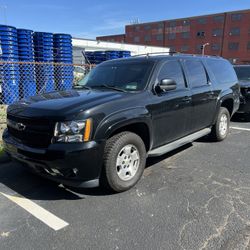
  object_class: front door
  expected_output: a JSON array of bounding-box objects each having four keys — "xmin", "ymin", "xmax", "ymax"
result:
[{"xmin": 148, "ymin": 60, "xmax": 192, "ymax": 148}]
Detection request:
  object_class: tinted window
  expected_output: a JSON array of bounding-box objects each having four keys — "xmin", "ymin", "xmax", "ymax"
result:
[
  {"xmin": 182, "ymin": 32, "xmax": 190, "ymax": 39},
  {"xmin": 144, "ymin": 35, "xmax": 151, "ymax": 42},
  {"xmin": 234, "ymin": 66, "xmax": 250, "ymax": 81},
  {"xmin": 207, "ymin": 59, "xmax": 238, "ymax": 84},
  {"xmin": 213, "ymin": 15, "xmax": 224, "ymax": 23},
  {"xmin": 211, "ymin": 44, "xmax": 221, "ymax": 51},
  {"xmin": 197, "ymin": 18, "xmax": 207, "ymax": 24},
  {"xmin": 231, "ymin": 13, "xmax": 242, "ymax": 21},
  {"xmin": 229, "ymin": 27, "xmax": 240, "ymax": 36},
  {"xmin": 228, "ymin": 42, "xmax": 239, "ymax": 50},
  {"xmin": 79, "ymin": 61, "xmax": 154, "ymax": 91},
  {"xmin": 156, "ymin": 34, "xmax": 163, "ymax": 41},
  {"xmin": 212, "ymin": 28, "xmax": 223, "ymax": 37},
  {"xmin": 185, "ymin": 60, "xmax": 208, "ymax": 88},
  {"xmin": 158, "ymin": 60, "xmax": 186, "ymax": 89}
]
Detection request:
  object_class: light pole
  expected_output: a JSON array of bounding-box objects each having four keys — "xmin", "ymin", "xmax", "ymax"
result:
[{"xmin": 201, "ymin": 43, "xmax": 210, "ymax": 56}]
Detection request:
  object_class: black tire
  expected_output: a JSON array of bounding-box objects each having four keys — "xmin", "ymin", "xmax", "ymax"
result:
[
  {"xmin": 103, "ymin": 132, "xmax": 146, "ymax": 192},
  {"xmin": 211, "ymin": 107, "xmax": 230, "ymax": 141},
  {"xmin": 244, "ymin": 113, "xmax": 250, "ymax": 122}
]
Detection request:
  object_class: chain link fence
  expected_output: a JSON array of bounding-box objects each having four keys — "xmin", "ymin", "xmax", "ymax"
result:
[{"xmin": 0, "ymin": 61, "xmax": 93, "ymax": 141}]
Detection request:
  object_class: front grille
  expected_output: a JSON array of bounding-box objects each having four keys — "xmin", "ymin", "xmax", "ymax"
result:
[{"xmin": 7, "ymin": 114, "xmax": 55, "ymax": 148}]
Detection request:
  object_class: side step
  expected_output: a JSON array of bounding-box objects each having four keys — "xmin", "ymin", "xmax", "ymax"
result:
[{"xmin": 148, "ymin": 128, "xmax": 211, "ymax": 157}]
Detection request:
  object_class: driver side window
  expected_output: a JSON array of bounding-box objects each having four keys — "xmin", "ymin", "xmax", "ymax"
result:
[{"xmin": 158, "ymin": 60, "xmax": 186, "ymax": 89}]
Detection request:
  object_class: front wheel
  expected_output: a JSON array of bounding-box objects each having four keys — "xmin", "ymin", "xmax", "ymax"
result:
[
  {"xmin": 211, "ymin": 107, "xmax": 230, "ymax": 141},
  {"xmin": 103, "ymin": 132, "xmax": 146, "ymax": 192}
]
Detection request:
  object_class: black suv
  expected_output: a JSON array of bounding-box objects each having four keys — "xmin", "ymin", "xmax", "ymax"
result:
[
  {"xmin": 234, "ymin": 65, "xmax": 250, "ymax": 120},
  {"xmin": 3, "ymin": 55, "xmax": 240, "ymax": 192}
]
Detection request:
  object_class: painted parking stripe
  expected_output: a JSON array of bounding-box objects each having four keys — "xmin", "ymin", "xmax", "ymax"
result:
[
  {"xmin": 0, "ymin": 192, "xmax": 69, "ymax": 231},
  {"xmin": 230, "ymin": 126, "xmax": 250, "ymax": 132}
]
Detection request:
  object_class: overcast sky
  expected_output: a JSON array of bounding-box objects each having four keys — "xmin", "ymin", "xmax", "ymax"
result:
[{"xmin": 0, "ymin": 0, "xmax": 249, "ymax": 38}]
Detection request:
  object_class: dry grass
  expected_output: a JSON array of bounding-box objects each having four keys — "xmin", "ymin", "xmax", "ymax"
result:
[{"xmin": 0, "ymin": 105, "xmax": 7, "ymax": 143}]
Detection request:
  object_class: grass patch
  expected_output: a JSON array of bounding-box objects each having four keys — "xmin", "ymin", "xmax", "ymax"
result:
[{"xmin": 0, "ymin": 145, "xmax": 4, "ymax": 157}]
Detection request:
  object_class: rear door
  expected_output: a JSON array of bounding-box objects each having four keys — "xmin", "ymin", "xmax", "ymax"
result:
[
  {"xmin": 149, "ymin": 60, "xmax": 192, "ymax": 147},
  {"xmin": 183, "ymin": 59, "xmax": 217, "ymax": 132}
]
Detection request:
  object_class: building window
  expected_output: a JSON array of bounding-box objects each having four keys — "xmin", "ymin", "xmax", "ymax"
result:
[
  {"xmin": 144, "ymin": 35, "xmax": 151, "ymax": 42},
  {"xmin": 169, "ymin": 21, "xmax": 176, "ymax": 27},
  {"xmin": 212, "ymin": 28, "xmax": 223, "ymax": 37},
  {"xmin": 229, "ymin": 27, "xmax": 240, "ymax": 36},
  {"xmin": 213, "ymin": 15, "xmax": 224, "ymax": 23},
  {"xmin": 156, "ymin": 34, "xmax": 163, "ymax": 41},
  {"xmin": 211, "ymin": 44, "xmax": 221, "ymax": 51},
  {"xmin": 248, "ymin": 28, "xmax": 250, "ymax": 35},
  {"xmin": 181, "ymin": 45, "xmax": 189, "ymax": 52},
  {"xmin": 183, "ymin": 20, "xmax": 190, "ymax": 26},
  {"xmin": 168, "ymin": 33, "xmax": 176, "ymax": 40},
  {"xmin": 158, "ymin": 22, "xmax": 164, "ymax": 29},
  {"xmin": 228, "ymin": 42, "xmax": 239, "ymax": 50},
  {"xmin": 231, "ymin": 13, "xmax": 243, "ymax": 21},
  {"xmin": 134, "ymin": 25, "xmax": 140, "ymax": 32},
  {"xmin": 144, "ymin": 24, "xmax": 151, "ymax": 30},
  {"xmin": 247, "ymin": 42, "xmax": 250, "ymax": 50},
  {"xmin": 197, "ymin": 17, "xmax": 207, "ymax": 24},
  {"xmin": 134, "ymin": 36, "xmax": 140, "ymax": 43},
  {"xmin": 182, "ymin": 32, "xmax": 190, "ymax": 39},
  {"xmin": 197, "ymin": 31, "xmax": 205, "ymax": 37}
]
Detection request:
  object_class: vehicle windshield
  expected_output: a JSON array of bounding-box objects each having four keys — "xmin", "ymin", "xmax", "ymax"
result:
[
  {"xmin": 76, "ymin": 61, "xmax": 154, "ymax": 91},
  {"xmin": 234, "ymin": 66, "xmax": 250, "ymax": 81}
]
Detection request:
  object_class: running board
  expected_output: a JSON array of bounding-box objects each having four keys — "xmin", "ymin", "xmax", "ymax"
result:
[{"xmin": 148, "ymin": 128, "xmax": 211, "ymax": 157}]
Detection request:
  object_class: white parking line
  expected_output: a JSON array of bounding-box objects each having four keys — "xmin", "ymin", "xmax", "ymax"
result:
[
  {"xmin": 230, "ymin": 126, "xmax": 250, "ymax": 132},
  {"xmin": 0, "ymin": 191, "xmax": 69, "ymax": 231}
]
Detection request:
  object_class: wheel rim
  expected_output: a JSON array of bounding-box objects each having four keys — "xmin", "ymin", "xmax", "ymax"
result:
[
  {"xmin": 116, "ymin": 144, "xmax": 140, "ymax": 181},
  {"xmin": 219, "ymin": 114, "xmax": 228, "ymax": 136}
]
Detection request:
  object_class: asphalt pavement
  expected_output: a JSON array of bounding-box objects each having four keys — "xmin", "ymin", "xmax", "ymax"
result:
[{"xmin": 0, "ymin": 117, "xmax": 250, "ymax": 250}]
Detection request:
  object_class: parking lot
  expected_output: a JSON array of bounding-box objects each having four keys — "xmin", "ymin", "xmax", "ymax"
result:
[{"xmin": 0, "ymin": 118, "xmax": 250, "ymax": 250}]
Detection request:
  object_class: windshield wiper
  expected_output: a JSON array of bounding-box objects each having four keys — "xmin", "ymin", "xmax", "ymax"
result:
[{"xmin": 91, "ymin": 84, "xmax": 126, "ymax": 92}]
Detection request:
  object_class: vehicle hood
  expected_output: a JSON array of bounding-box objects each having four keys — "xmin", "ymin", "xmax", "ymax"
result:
[
  {"xmin": 7, "ymin": 89, "xmax": 128, "ymax": 119},
  {"xmin": 239, "ymin": 80, "xmax": 250, "ymax": 88}
]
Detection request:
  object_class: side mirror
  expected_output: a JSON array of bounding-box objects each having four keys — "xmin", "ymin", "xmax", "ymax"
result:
[{"xmin": 157, "ymin": 78, "xmax": 177, "ymax": 91}]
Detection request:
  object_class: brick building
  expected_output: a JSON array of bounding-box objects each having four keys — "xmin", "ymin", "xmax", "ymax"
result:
[{"xmin": 97, "ymin": 9, "xmax": 250, "ymax": 64}]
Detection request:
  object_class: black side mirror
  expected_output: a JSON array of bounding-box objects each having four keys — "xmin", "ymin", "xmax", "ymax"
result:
[{"xmin": 157, "ymin": 78, "xmax": 177, "ymax": 91}]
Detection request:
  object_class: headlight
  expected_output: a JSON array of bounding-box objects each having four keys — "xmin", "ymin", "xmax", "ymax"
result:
[{"xmin": 53, "ymin": 119, "xmax": 92, "ymax": 143}]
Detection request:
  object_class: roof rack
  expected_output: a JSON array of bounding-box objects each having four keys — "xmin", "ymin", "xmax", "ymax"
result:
[{"xmin": 132, "ymin": 52, "xmax": 222, "ymax": 59}]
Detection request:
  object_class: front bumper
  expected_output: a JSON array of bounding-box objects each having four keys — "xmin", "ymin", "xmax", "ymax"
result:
[{"xmin": 2, "ymin": 129, "xmax": 105, "ymax": 188}]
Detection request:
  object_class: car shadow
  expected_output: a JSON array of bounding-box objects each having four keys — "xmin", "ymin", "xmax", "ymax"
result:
[{"xmin": 0, "ymin": 143, "xmax": 194, "ymax": 199}]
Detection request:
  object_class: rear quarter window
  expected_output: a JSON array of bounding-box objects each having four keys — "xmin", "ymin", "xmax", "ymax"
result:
[{"xmin": 206, "ymin": 59, "xmax": 238, "ymax": 84}]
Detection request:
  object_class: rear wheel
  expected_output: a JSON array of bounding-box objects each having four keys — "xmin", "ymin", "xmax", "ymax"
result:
[
  {"xmin": 211, "ymin": 107, "xmax": 230, "ymax": 141},
  {"xmin": 103, "ymin": 132, "xmax": 146, "ymax": 192}
]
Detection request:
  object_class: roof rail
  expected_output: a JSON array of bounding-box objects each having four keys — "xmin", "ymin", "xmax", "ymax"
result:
[{"xmin": 132, "ymin": 52, "xmax": 222, "ymax": 59}]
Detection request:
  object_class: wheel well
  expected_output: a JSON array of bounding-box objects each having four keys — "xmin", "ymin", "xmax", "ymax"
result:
[
  {"xmin": 221, "ymin": 99, "xmax": 234, "ymax": 116},
  {"xmin": 109, "ymin": 123, "xmax": 150, "ymax": 151}
]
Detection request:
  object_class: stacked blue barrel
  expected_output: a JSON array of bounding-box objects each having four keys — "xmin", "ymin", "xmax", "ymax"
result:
[
  {"xmin": 106, "ymin": 51, "xmax": 120, "ymax": 60},
  {"xmin": 94, "ymin": 51, "xmax": 106, "ymax": 64},
  {"xmin": 34, "ymin": 32, "xmax": 54, "ymax": 92},
  {"xmin": 0, "ymin": 25, "xmax": 19, "ymax": 104},
  {"xmin": 84, "ymin": 52, "xmax": 95, "ymax": 64},
  {"xmin": 17, "ymin": 29, "xmax": 36, "ymax": 98},
  {"xmin": 53, "ymin": 34, "xmax": 73, "ymax": 90},
  {"xmin": 119, "ymin": 51, "xmax": 131, "ymax": 58}
]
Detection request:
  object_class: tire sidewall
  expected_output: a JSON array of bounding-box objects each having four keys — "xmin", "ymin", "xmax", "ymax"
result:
[
  {"xmin": 105, "ymin": 132, "xmax": 146, "ymax": 192},
  {"xmin": 216, "ymin": 107, "xmax": 230, "ymax": 141}
]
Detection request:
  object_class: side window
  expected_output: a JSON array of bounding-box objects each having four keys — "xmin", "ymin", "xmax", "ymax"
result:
[
  {"xmin": 158, "ymin": 60, "xmax": 186, "ymax": 89},
  {"xmin": 206, "ymin": 59, "xmax": 238, "ymax": 84},
  {"xmin": 184, "ymin": 60, "xmax": 208, "ymax": 88}
]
